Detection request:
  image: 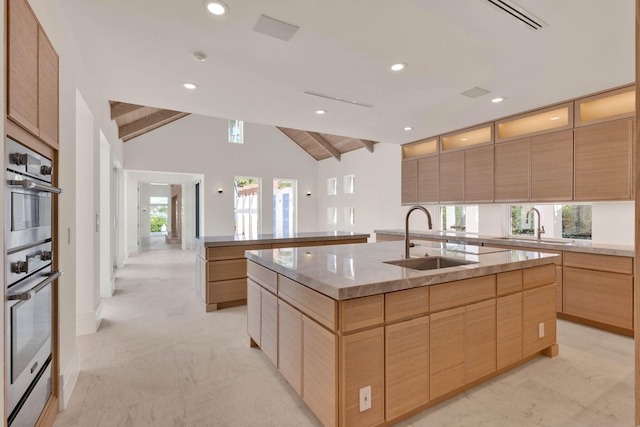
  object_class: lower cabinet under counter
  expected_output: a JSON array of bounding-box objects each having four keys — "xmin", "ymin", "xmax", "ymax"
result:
[{"xmin": 247, "ymin": 261, "xmax": 558, "ymax": 427}]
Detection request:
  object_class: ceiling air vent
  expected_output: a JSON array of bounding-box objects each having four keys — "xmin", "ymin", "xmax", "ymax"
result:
[{"xmin": 482, "ymin": 0, "xmax": 547, "ymax": 31}]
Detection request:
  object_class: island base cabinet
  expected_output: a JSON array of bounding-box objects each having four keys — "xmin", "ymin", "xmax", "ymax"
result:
[
  {"xmin": 278, "ymin": 300, "xmax": 302, "ymax": 395},
  {"xmin": 385, "ymin": 316, "xmax": 429, "ymax": 420},
  {"xmin": 497, "ymin": 293, "xmax": 523, "ymax": 370},
  {"xmin": 465, "ymin": 300, "xmax": 496, "ymax": 383},
  {"xmin": 429, "ymin": 307, "xmax": 465, "ymax": 399},
  {"xmin": 260, "ymin": 289, "xmax": 278, "ymax": 366},
  {"xmin": 523, "ymin": 285, "xmax": 556, "ymax": 356},
  {"xmin": 247, "ymin": 279, "xmax": 261, "ymax": 347},
  {"xmin": 340, "ymin": 328, "xmax": 385, "ymax": 427},
  {"xmin": 303, "ymin": 316, "xmax": 338, "ymax": 427}
]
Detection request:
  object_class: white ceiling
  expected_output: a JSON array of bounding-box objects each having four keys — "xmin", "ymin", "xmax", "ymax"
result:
[{"xmin": 60, "ymin": 0, "xmax": 634, "ymax": 145}]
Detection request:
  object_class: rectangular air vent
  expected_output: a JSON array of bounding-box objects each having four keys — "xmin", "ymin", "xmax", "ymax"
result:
[{"xmin": 482, "ymin": 0, "xmax": 547, "ymax": 31}]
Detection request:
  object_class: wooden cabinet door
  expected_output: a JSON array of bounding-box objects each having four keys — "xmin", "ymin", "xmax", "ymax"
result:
[
  {"xmin": 417, "ymin": 156, "xmax": 438, "ymax": 203},
  {"xmin": 278, "ymin": 300, "xmax": 302, "ymax": 395},
  {"xmin": 38, "ymin": 29, "xmax": 59, "ymax": 147},
  {"xmin": 8, "ymin": 0, "xmax": 39, "ymax": 135},
  {"xmin": 497, "ymin": 293, "xmax": 523, "ymax": 370},
  {"xmin": 247, "ymin": 279, "xmax": 261, "ymax": 346},
  {"xmin": 429, "ymin": 307, "xmax": 464, "ymax": 399},
  {"xmin": 402, "ymin": 160, "xmax": 418, "ymax": 205},
  {"xmin": 530, "ymin": 130, "xmax": 573, "ymax": 201},
  {"xmin": 465, "ymin": 300, "xmax": 496, "ymax": 383},
  {"xmin": 495, "ymin": 138, "xmax": 530, "ymax": 202},
  {"xmin": 523, "ymin": 285, "xmax": 556, "ymax": 356},
  {"xmin": 574, "ymin": 120, "xmax": 633, "ymax": 200},
  {"xmin": 260, "ymin": 289, "xmax": 278, "ymax": 366},
  {"xmin": 438, "ymin": 151, "xmax": 464, "ymax": 203},
  {"xmin": 464, "ymin": 145, "xmax": 494, "ymax": 203},
  {"xmin": 303, "ymin": 316, "xmax": 338, "ymax": 427},
  {"xmin": 385, "ymin": 316, "xmax": 429, "ymax": 419},
  {"xmin": 563, "ymin": 267, "xmax": 633, "ymax": 330},
  {"xmin": 340, "ymin": 328, "xmax": 385, "ymax": 427}
]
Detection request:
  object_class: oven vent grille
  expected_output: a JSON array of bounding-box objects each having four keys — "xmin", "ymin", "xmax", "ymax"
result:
[{"xmin": 482, "ymin": 0, "xmax": 547, "ymax": 31}]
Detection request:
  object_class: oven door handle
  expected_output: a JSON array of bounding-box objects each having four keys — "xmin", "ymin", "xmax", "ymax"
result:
[
  {"xmin": 7, "ymin": 270, "xmax": 63, "ymax": 301},
  {"xmin": 7, "ymin": 179, "xmax": 63, "ymax": 194}
]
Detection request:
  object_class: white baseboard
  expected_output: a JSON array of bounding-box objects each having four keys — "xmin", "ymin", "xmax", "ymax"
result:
[
  {"xmin": 100, "ymin": 276, "xmax": 115, "ymax": 298},
  {"xmin": 76, "ymin": 302, "xmax": 103, "ymax": 335},
  {"xmin": 59, "ymin": 345, "xmax": 80, "ymax": 410}
]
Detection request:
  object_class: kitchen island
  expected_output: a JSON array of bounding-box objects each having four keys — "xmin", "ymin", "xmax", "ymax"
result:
[
  {"xmin": 245, "ymin": 240, "xmax": 560, "ymax": 427},
  {"xmin": 195, "ymin": 231, "xmax": 369, "ymax": 311}
]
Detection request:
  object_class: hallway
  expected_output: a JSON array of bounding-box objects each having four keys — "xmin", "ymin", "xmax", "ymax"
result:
[{"xmin": 53, "ymin": 246, "xmax": 634, "ymax": 426}]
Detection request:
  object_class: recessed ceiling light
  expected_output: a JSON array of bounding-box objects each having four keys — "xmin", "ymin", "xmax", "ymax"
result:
[
  {"xmin": 316, "ymin": 109, "xmax": 327, "ymax": 115},
  {"xmin": 183, "ymin": 82, "xmax": 199, "ymax": 90},
  {"xmin": 491, "ymin": 97, "xmax": 505, "ymax": 103},
  {"xmin": 550, "ymin": 116, "xmax": 560, "ymax": 121},
  {"xmin": 204, "ymin": 0, "xmax": 228, "ymax": 15},
  {"xmin": 404, "ymin": 126, "xmax": 413, "ymax": 131},
  {"xmin": 391, "ymin": 63, "xmax": 407, "ymax": 71},
  {"xmin": 192, "ymin": 52, "xmax": 207, "ymax": 62}
]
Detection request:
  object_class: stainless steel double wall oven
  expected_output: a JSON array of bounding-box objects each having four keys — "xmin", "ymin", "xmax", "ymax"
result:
[{"xmin": 5, "ymin": 137, "xmax": 62, "ymax": 426}]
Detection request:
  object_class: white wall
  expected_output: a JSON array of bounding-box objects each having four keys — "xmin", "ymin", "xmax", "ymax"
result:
[
  {"xmin": 592, "ymin": 202, "xmax": 635, "ymax": 245},
  {"xmin": 123, "ymin": 114, "xmax": 319, "ymax": 236}
]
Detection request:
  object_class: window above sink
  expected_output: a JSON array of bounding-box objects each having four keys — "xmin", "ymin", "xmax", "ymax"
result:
[{"xmin": 509, "ymin": 204, "xmax": 592, "ymax": 241}]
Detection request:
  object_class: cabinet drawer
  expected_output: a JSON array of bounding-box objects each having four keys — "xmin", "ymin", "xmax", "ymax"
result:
[
  {"xmin": 247, "ymin": 261, "xmax": 277, "ymax": 293},
  {"xmin": 523, "ymin": 264, "xmax": 556, "ymax": 290},
  {"xmin": 325, "ymin": 238, "xmax": 368, "ymax": 245},
  {"xmin": 430, "ymin": 275, "xmax": 496, "ymax": 312},
  {"xmin": 385, "ymin": 287, "xmax": 429, "ymax": 323},
  {"xmin": 206, "ymin": 278, "xmax": 247, "ymax": 303},
  {"xmin": 563, "ymin": 252, "xmax": 633, "ymax": 275},
  {"xmin": 563, "ymin": 267, "xmax": 633, "ymax": 329},
  {"xmin": 207, "ymin": 259, "xmax": 247, "ymax": 282},
  {"xmin": 279, "ymin": 275, "xmax": 337, "ymax": 331},
  {"xmin": 339, "ymin": 295, "xmax": 384, "ymax": 333},
  {"xmin": 497, "ymin": 270, "xmax": 522, "ymax": 296},
  {"xmin": 206, "ymin": 244, "xmax": 271, "ymax": 260},
  {"xmin": 272, "ymin": 241, "xmax": 324, "ymax": 249}
]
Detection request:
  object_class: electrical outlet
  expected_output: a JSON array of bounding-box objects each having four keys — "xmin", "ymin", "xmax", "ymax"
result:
[
  {"xmin": 538, "ymin": 322, "xmax": 545, "ymax": 338},
  {"xmin": 359, "ymin": 386, "xmax": 372, "ymax": 412}
]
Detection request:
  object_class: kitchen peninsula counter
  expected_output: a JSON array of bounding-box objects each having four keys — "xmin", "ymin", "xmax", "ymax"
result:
[
  {"xmin": 195, "ymin": 231, "xmax": 369, "ymax": 311},
  {"xmin": 245, "ymin": 241, "xmax": 559, "ymax": 427}
]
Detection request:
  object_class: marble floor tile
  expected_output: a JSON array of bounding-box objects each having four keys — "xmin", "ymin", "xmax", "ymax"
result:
[{"xmin": 53, "ymin": 244, "xmax": 635, "ymax": 427}]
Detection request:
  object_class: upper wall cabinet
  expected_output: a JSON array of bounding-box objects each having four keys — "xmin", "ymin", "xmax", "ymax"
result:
[
  {"xmin": 441, "ymin": 124, "xmax": 492, "ymax": 152},
  {"xmin": 494, "ymin": 138, "xmax": 530, "ymax": 202},
  {"xmin": 439, "ymin": 151, "xmax": 465, "ymax": 204},
  {"xmin": 8, "ymin": 0, "xmax": 59, "ymax": 148},
  {"xmin": 530, "ymin": 130, "xmax": 573, "ymax": 202},
  {"xmin": 575, "ymin": 85, "xmax": 635, "ymax": 127},
  {"xmin": 574, "ymin": 119, "xmax": 633, "ymax": 201},
  {"xmin": 417, "ymin": 156, "xmax": 439, "ymax": 204},
  {"xmin": 464, "ymin": 146, "xmax": 494, "ymax": 203},
  {"xmin": 402, "ymin": 138, "xmax": 438, "ymax": 205},
  {"xmin": 495, "ymin": 103, "xmax": 573, "ymax": 144},
  {"xmin": 401, "ymin": 160, "xmax": 418, "ymax": 205},
  {"xmin": 402, "ymin": 138, "xmax": 438, "ymax": 159}
]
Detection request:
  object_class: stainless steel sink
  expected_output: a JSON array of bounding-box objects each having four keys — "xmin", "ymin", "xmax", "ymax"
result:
[
  {"xmin": 494, "ymin": 237, "xmax": 573, "ymax": 245},
  {"xmin": 384, "ymin": 256, "xmax": 477, "ymax": 271}
]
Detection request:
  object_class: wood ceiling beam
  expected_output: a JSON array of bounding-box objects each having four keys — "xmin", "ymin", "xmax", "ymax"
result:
[
  {"xmin": 119, "ymin": 110, "xmax": 187, "ymax": 140},
  {"xmin": 358, "ymin": 139, "xmax": 375, "ymax": 153},
  {"xmin": 110, "ymin": 102, "xmax": 146, "ymax": 120},
  {"xmin": 306, "ymin": 131, "xmax": 341, "ymax": 161}
]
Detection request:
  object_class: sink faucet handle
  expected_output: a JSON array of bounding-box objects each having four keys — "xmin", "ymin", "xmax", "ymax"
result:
[{"xmin": 540, "ymin": 225, "xmax": 546, "ymax": 234}]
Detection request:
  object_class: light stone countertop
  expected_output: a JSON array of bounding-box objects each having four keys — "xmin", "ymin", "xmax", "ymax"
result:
[
  {"xmin": 245, "ymin": 240, "xmax": 560, "ymax": 300},
  {"xmin": 195, "ymin": 231, "xmax": 370, "ymax": 247},
  {"xmin": 374, "ymin": 229, "xmax": 634, "ymax": 257}
]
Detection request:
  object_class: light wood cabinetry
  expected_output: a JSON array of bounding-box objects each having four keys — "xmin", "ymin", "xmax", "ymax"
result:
[
  {"xmin": 248, "ymin": 261, "xmax": 557, "ymax": 426},
  {"xmin": 385, "ymin": 316, "xmax": 429, "ymax": 420},
  {"xmin": 197, "ymin": 237, "xmax": 366, "ymax": 312},
  {"xmin": 303, "ymin": 316, "xmax": 339, "ymax": 427},
  {"xmin": 260, "ymin": 288, "xmax": 278, "ymax": 366},
  {"xmin": 8, "ymin": 0, "xmax": 59, "ymax": 148},
  {"xmin": 494, "ymin": 138, "xmax": 530, "ymax": 202},
  {"xmin": 340, "ymin": 328, "xmax": 385, "ymax": 427},
  {"xmin": 530, "ymin": 130, "xmax": 573, "ymax": 201},
  {"xmin": 402, "ymin": 160, "xmax": 418, "ymax": 205},
  {"xmin": 417, "ymin": 156, "xmax": 439, "ymax": 203},
  {"xmin": 575, "ymin": 85, "xmax": 635, "ymax": 127},
  {"xmin": 574, "ymin": 119, "xmax": 633, "ymax": 201},
  {"xmin": 429, "ymin": 307, "xmax": 465, "ymax": 399},
  {"xmin": 497, "ymin": 293, "xmax": 523, "ymax": 370},
  {"xmin": 464, "ymin": 145, "xmax": 494, "ymax": 203},
  {"xmin": 495, "ymin": 103, "xmax": 573, "ymax": 143},
  {"xmin": 438, "ymin": 151, "xmax": 465, "ymax": 203},
  {"xmin": 278, "ymin": 300, "xmax": 302, "ymax": 395},
  {"xmin": 465, "ymin": 300, "xmax": 496, "ymax": 383}
]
